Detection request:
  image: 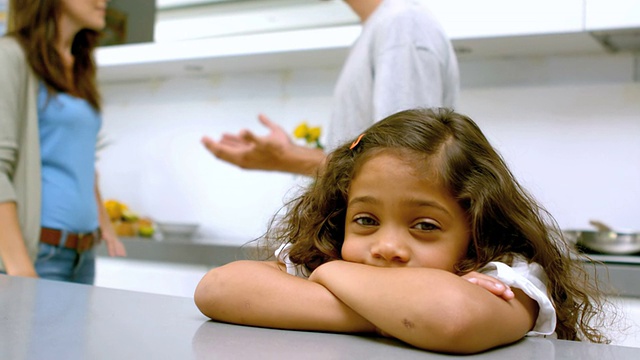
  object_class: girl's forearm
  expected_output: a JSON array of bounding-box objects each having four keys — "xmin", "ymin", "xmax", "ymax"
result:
[
  {"xmin": 310, "ymin": 261, "xmax": 535, "ymax": 354},
  {"xmin": 194, "ymin": 260, "xmax": 376, "ymax": 333}
]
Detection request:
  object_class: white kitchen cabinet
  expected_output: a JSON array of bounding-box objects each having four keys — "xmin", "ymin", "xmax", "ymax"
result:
[
  {"xmin": 428, "ymin": 0, "xmax": 584, "ymax": 38},
  {"xmin": 95, "ymin": 257, "xmax": 208, "ymax": 298},
  {"xmin": 97, "ymin": 0, "xmax": 630, "ymax": 84},
  {"xmin": 585, "ymin": 0, "xmax": 640, "ymax": 30},
  {"xmin": 96, "ymin": 25, "xmax": 358, "ymax": 83},
  {"xmin": 607, "ymin": 297, "xmax": 640, "ymax": 347}
]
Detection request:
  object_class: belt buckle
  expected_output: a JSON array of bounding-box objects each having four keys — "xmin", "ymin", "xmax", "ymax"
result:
[{"xmin": 76, "ymin": 232, "xmax": 93, "ymax": 253}]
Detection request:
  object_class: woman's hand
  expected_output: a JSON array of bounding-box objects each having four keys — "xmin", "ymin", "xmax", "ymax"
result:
[
  {"xmin": 462, "ymin": 271, "xmax": 514, "ymax": 301},
  {"xmin": 101, "ymin": 228, "xmax": 126, "ymax": 257},
  {"xmin": 94, "ymin": 174, "xmax": 126, "ymax": 257}
]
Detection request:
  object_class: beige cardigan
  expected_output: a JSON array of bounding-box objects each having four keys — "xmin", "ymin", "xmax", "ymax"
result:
[{"xmin": 0, "ymin": 36, "xmax": 42, "ymax": 271}]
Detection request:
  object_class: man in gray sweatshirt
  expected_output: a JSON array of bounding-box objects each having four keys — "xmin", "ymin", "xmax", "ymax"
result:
[{"xmin": 202, "ymin": 0, "xmax": 459, "ymax": 176}]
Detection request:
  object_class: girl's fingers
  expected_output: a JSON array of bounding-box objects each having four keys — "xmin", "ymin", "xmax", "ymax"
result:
[{"xmin": 466, "ymin": 277, "xmax": 515, "ymax": 301}]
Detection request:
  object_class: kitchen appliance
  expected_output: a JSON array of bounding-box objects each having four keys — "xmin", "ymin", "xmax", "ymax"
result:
[
  {"xmin": 564, "ymin": 230, "xmax": 640, "ymax": 255},
  {"xmin": 156, "ymin": 222, "xmax": 199, "ymax": 241}
]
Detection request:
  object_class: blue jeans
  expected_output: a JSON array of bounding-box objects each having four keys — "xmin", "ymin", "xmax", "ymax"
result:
[{"xmin": 34, "ymin": 243, "xmax": 96, "ymax": 284}]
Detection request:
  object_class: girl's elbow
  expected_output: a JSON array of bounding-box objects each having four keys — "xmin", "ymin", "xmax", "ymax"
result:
[
  {"xmin": 409, "ymin": 304, "xmax": 521, "ymax": 354},
  {"xmin": 408, "ymin": 325, "xmax": 502, "ymax": 355},
  {"xmin": 194, "ymin": 268, "xmax": 223, "ymax": 318}
]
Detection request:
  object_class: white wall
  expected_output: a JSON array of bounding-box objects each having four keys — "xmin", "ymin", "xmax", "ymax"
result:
[{"xmin": 97, "ymin": 51, "xmax": 640, "ymax": 244}]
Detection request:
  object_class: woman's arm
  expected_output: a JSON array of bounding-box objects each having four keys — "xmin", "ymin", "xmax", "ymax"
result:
[
  {"xmin": 94, "ymin": 173, "xmax": 126, "ymax": 257},
  {"xmin": 309, "ymin": 261, "xmax": 538, "ymax": 354},
  {"xmin": 194, "ymin": 260, "xmax": 376, "ymax": 332},
  {"xmin": 0, "ymin": 202, "xmax": 38, "ymax": 277}
]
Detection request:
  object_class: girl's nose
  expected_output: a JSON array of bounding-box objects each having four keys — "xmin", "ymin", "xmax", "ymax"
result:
[{"xmin": 370, "ymin": 232, "xmax": 410, "ymax": 264}]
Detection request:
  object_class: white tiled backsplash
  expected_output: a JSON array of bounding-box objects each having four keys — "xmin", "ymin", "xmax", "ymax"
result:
[{"xmin": 98, "ymin": 52, "xmax": 640, "ymax": 244}]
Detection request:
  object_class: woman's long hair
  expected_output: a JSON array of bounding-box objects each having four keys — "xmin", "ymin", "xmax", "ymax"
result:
[
  {"xmin": 8, "ymin": 0, "xmax": 101, "ymax": 110},
  {"xmin": 262, "ymin": 107, "xmax": 611, "ymax": 343}
]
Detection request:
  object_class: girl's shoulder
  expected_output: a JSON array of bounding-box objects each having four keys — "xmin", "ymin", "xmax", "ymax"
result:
[
  {"xmin": 480, "ymin": 257, "xmax": 549, "ymax": 286},
  {"xmin": 275, "ymin": 243, "xmax": 311, "ymax": 278},
  {"xmin": 480, "ymin": 257, "xmax": 556, "ymax": 336}
]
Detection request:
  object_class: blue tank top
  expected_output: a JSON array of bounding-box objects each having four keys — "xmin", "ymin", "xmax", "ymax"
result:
[{"xmin": 38, "ymin": 84, "xmax": 101, "ymax": 232}]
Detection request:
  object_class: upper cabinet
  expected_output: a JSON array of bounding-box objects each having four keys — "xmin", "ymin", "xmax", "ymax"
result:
[
  {"xmin": 585, "ymin": 0, "xmax": 640, "ymax": 30},
  {"xmin": 428, "ymin": 0, "xmax": 584, "ymax": 38},
  {"xmin": 96, "ymin": 26, "xmax": 360, "ymax": 83},
  {"xmin": 585, "ymin": 0, "xmax": 640, "ymax": 52},
  {"xmin": 96, "ymin": 0, "xmax": 637, "ymax": 84}
]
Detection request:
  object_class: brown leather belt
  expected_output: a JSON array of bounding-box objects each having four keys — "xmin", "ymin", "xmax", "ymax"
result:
[{"xmin": 40, "ymin": 227, "xmax": 101, "ymax": 253}]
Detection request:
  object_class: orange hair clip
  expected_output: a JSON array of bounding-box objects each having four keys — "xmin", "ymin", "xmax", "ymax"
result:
[{"xmin": 349, "ymin": 133, "xmax": 366, "ymax": 150}]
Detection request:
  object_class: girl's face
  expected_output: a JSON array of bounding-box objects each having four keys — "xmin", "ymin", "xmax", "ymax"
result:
[
  {"xmin": 60, "ymin": 0, "xmax": 109, "ymax": 32},
  {"xmin": 341, "ymin": 152, "xmax": 471, "ymax": 272}
]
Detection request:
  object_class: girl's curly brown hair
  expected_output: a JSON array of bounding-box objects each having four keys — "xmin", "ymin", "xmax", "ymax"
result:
[{"xmin": 260, "ymin": 107, "xmax": 612, "ymax": 343}]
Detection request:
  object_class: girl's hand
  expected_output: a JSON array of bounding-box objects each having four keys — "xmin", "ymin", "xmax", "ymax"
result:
[{"xmin": 462, "ymin": 271, "xmax": 514, "ymax": 301}]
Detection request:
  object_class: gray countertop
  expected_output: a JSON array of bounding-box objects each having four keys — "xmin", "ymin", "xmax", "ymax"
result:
[
  {"xmin": 95, "ymin": 237, "xmax": 254, "ymax": 267},
  {"xmin": 1, "ymin": 274, "xmax": 639, "ymax": 360},
  {"xmin": 97, "ymin": 238, "xmax": 640, "ymax": 297}
]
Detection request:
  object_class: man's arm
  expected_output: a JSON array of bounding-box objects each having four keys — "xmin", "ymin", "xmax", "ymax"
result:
[
  {"xmin": 201, "ymin": 114, "xmax": 326, "ymax": 176},
  {"xmin": 194, "ymin": 260, "xmax": 376, "ymax": 332},
  {"xmin": 310, "ymin": 261, "xmax": 538, "ymax": 354}
]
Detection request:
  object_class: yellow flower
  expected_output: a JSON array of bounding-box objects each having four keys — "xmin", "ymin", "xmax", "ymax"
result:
[
  {"xmin": 293, "ymin": 122, "xmax": 309, "ymax": 139},
  {"xmin": 307, "ymin": 127, "xmax": 321, "ymax": 143},
  {"xmin": 293, "ymin": 121, "xmax": 323, "ymax": 149}
]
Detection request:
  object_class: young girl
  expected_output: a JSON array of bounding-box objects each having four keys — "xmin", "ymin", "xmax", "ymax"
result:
[
  {"xmin": 0, "ymin": 0, "xmax": 125, "ymax": 283},
  {"xmin": 194, "ymin": 108, "xmax": 609, "ymax": 354}
]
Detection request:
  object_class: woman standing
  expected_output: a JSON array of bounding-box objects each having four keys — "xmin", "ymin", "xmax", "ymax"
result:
[{"xmin": 0, "ymin": 0, "xmax": 125, "ymax": 283}]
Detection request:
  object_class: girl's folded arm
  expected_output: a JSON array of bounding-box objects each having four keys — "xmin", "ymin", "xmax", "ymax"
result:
[
  {"xmin": 193, "ymin": 260, "xmax": 376, "ymax": 333},
  {"xmin": 309, "ymin": 261, "xmax": 539, "ymax": 354}
]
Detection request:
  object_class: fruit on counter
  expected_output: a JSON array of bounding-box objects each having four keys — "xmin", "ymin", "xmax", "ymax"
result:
[
  {"xmin": 114, "ymin": 222, "xmax": 137, "ymax": 237},
  {"xmin": 105, "ymin": 199, "xmax": 127, "ymax": 221},
  {"xmin": 121, "ymin": 209, "xmax": 139, "ymax": 222},
  {"xmin": 137, "ymin": 218, "xmax": 155, "ymax": 238},
  {"xmin": 138, "ymin": 226, "xmax": 154, "ymax": 238},
  {"xmin": 104, "ymin": 199, "xmax": 155, "ymax": 238}
]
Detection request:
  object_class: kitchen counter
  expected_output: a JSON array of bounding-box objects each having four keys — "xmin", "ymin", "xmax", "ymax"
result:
[
  {"xmin": 95, "ymin": 237, "xmax": 254, "ymax": 267},
  {"xmin": 98, "ymin": 238, "xmax": 640, "ymax": 297},
  {"xmin": 1, "ymin": 275, "xmax": 639, "ymax": 360}
]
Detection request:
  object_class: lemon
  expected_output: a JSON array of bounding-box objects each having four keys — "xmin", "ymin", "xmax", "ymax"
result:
[{"xmin": 138, "ymin": 225, "xmax": 154, "ymax": 238}]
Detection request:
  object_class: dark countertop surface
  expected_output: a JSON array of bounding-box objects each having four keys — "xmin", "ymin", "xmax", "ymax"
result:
[{"xmin": 2, "ymin": 274, "xmax": 639, "ymax": 360}]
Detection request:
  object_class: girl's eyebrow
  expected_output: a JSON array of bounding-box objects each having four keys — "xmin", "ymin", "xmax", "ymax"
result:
[
  {"xmin": 348, "ymin": 196, "xmax": 451, "ymax": 216},
  {"xmin": 406, "ymin": 198, "xmax": 451, "ymax": 215},
  {"xmin": 348, "ymin": 196, "xmax": 380, "ymax": 207}
]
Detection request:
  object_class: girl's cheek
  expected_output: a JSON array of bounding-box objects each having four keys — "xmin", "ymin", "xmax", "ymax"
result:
[{"xmin": 340, "ymin": 241, "xmax": 357, "ymax": 262}]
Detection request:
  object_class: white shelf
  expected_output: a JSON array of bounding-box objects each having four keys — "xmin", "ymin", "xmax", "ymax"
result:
[
  {"xmin": 96, "ymin": 25, "xmax": 360, "ymax": 83},
  {"xmin": 97, "ymin": 27, "xmax": 610, "ymax": 84},
  {"xmin": 98, "ymin": 0, "xmax": 635, "ymax": 84}
]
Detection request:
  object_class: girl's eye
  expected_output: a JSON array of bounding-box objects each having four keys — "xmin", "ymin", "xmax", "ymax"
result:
[
  {"xmin": 413, "ymin": 221, "xmax": 439, "ymax": 231},
  {"xmin": 354, "ymin": 215, "xmax": 378, "ymax": 226}
]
